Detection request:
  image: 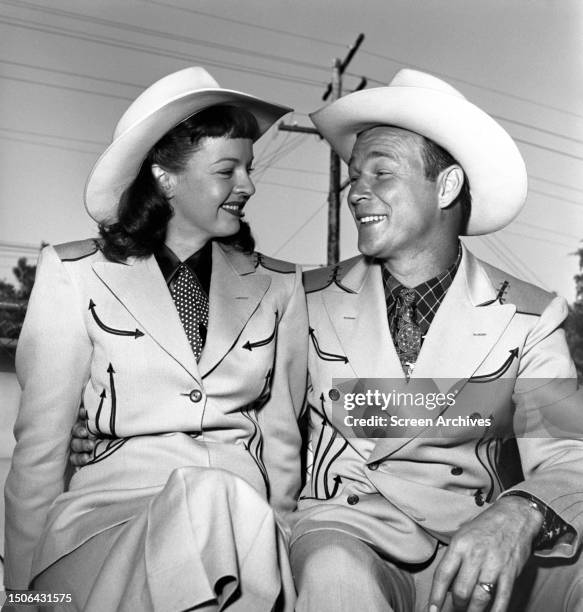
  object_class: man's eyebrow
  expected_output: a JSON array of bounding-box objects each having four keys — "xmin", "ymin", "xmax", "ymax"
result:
[{"xmin": 348, "ymin": 150, "xmax": 399, "ymax": 167}]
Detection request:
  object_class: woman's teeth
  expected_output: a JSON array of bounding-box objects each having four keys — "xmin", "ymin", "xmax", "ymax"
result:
[{"xmin": 221, "ymin": 203, "xmax": 244, "ymax": 216}]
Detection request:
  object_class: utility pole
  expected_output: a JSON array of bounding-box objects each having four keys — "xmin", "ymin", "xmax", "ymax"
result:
[{"xmin": 278, "ymin": 33, "xmax": 365, "ymax": 265}]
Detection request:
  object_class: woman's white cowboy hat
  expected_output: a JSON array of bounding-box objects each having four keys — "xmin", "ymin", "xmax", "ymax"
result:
[
  {"xmin": 85, "ymin": 66, "xmax": 292, "ymax": 223},
  {"xmin": 310, "ymin": 69, "xmax": 527, "ymax": 235}
]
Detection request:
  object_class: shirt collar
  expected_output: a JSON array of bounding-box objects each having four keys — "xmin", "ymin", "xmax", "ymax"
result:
[{"xmin": 154, "ymin": 241, "xmax": 212, "ymax": 295}]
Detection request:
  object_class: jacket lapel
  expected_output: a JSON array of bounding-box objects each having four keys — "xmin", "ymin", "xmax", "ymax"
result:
[
  {"xmin": 369, "ymin": 245, "xmax": 517, "ymax": 463},
  {"xmin": 198, "ymin": 244, "xmax": 270, "ymax": 378},
  {"xmin": 92, "ymin": 255, "xmax": 199, "ymax": 379},
  {"xmin": 322, "ymin": 257, "xmax": 403, "ymax": 380}
]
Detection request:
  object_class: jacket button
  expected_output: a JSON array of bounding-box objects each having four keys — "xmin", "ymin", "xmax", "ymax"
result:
[
  {"xmin": 328, "ymin": 388, "xmax": 340, "ymax": 401},
  {"xmin": 451, "ymin": 466, "xmax": 463, "ymax": 476},
  {"xmin": 189, "ymin": 389, "xmax": 203, "ymax": 403},
  {"xmin": 347, "ymin": 494, "xmax": 359, "ymax": 505},
  {"xmin": 368, "ymin": 462, "xmax": 379, "ymax": 471}
]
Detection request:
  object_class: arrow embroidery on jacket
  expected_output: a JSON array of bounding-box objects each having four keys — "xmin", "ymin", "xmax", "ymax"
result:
[
  {"xmin": 107, "ymin": 363, "xmax": 117, "ymax": 438},
  {"xmin": 241, "ymin": 406, "xmax": 270, "ymax": 496},
  {"xmin": 88, "ymin": 299, "xmax": 144, "ymax": 339},
  {"xmin": 86, "ymin": 438, "xmax": 128, "ymax": 466},
  {"xmin": 469, "ymin": 348, "xmax": 519, "ymax": 383},
  {"xmin": 94, "ymin": 389, "xmax": 106, "ymax": 436},
  {"xmin": 309, "ymin": 328, "xmax": 348, "ymax": 363},
  {"xmin": 242, "ymin": 312, "xmax": 278, "ymax": 351},
  {"xmin": 323, "ymin": 441, "xmax": 348, "ymax": 498}
]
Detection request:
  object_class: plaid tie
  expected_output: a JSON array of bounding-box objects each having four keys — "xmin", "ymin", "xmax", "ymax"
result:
[
  {"xmin": 170, "ymin": 264, "xmax": 209, "ymax": 361},
  {"xmin": 391, "ymin": 287, "xmax": 422, "ymax": 378}
]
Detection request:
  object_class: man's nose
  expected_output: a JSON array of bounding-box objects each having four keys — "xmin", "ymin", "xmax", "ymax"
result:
[{"xmin": 348, "ymin": 177, "xmax": 371, "ymax": 206}]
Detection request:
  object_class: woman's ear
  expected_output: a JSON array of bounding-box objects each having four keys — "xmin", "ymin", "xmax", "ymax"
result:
[
  {"xmin": 151, "ymin": 164, "xmax": 174, "ymax": 197},
  {"xmin": 437, "ymin": 165, "xmax": 464, "ymax": 209}
]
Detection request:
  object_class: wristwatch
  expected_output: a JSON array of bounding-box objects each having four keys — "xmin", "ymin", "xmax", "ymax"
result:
[{"xmin": 502, "ymin": 491, "xmax": 570, "ymax": 549}]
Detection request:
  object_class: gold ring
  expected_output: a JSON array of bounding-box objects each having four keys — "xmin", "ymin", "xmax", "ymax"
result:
[{"xmin": 478, "ymin": 582, "xmax": 495, "ymax": 595}]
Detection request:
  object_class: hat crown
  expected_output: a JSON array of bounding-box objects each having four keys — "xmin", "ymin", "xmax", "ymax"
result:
[
  {"xmin": 113, "ymin": 67, "xmax": 220, "ymax": 139},
  {"xmin": 389, "ymin": 69, "xmax": 465, "ymax": 100}
]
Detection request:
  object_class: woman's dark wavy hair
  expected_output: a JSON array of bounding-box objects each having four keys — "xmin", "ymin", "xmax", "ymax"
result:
[{"xmin": 99, "ymin": 104, "xmax": 260, "ymax": 262}]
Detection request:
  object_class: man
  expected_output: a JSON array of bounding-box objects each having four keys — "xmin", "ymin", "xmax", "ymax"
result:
[{"xmin": 291, "ymin": 69, "xmax": 583, "ymax": 612}]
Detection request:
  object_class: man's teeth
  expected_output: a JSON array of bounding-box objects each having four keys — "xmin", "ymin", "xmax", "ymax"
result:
[
  {"xmin": 222, "ymin": 203, "xmax": 241, "ymax": 211},
  {"xmin": 359, "ymin": 215, "xmax": 386, "ymax": 224}
]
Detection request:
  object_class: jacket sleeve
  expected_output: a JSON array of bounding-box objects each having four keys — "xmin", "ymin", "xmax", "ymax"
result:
[
  {"xmin": 4, "ymin": 246, "xmax": 92, "ymax": 588},
  {"xmin": 503, "ymin": 295, "xmax": 583, "ymax": 558},
  {"xmin": 258, "ymin": 266, "xmax": 308, "ymax": 528}
]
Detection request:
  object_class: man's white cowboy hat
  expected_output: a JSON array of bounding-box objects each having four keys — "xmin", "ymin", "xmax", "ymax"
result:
[
  {"xmin": 310, "ymin": 69, "xmax": 527, "ymax": 235},
  {"xmin": 85, "ymin": 66, "xmax": 292, "ymax": 223}
]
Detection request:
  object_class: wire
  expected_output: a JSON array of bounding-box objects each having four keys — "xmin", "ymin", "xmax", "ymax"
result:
[
  {"xmin": 490, "ymin": 234, "xmax": 547, "ymax": 288},
  {"xmin": 3, "ymin": 0, "xmax": 331, "ymax": 74},
  {"xmin": 259, "ymin": 181, "xmax": 326, "ymax": 195},
  {"xmin": 500, "ymin": 230, "xmax": 574, "ymax": 249},
  {"xmin": 0, "ymin": 126, "xmax": 108, "ymax": 147},
  {"xmin": 0, "ymin": 16, "xmax": 324, "ymax": 88},
  {"xmin": 530, "ymin": 175, "xmax": 583, "ymax": 195},
  {"xmin": 512, "ymin": 221, "xmax": 580, "ymax": 241},
  {"xmin": 528, "ymin": 188, "xmax": 583, "ymax": 207},
  {"xmin": 515, "ymin": 138, "xmax": 583, "ymax": 163},
  {"xmin": 0, "ymin": 74, "xmax": 135, "ymax": 101},
  {"xmin": 141, "ymin": 0, "xmax": 344, "ymax": 50},
  {"xmin": 0, "ymin": 134, "xmax": 101, "ymax": 155},
  {"xmin": 0, "ymin": 59, "xmax": 145, "ymax": 89},
  {"xmin": 355, "ymin": 65, "xmax": 583, "ymax": 121},
  {"xmin": 480, "ymin": 236, "xmax": 526, "ymax": 279},
  {"xmin": 273, "ymin": 201, "xmax": 327, "ymax": 257}
]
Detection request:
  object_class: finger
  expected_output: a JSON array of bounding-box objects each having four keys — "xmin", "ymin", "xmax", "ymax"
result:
[
  {"xmin": 428, "ymin": 550, "xmax": 462, "ymax": 612},
  {"xmin": 467, "ymin": 581, "xmax": 496, "ymax": 612},
  {"xmin": 69, "ymin": 452, "xmax": 92, "ymax": 467},
  {"xmin": 71, "ymin": 437, "xmax": 95, "ymax": 453},
  {"xmin": 450, "ymin": 560, "xmax": 482, "ymax": 610},
  {"xmin": 71, "ymin": 422, "xmax": 88, "ymax": 438},
  {"xmin": 490, "ymin": 573, "xmax": 514, "ymax": 612},
  {"xmin": 79, "ymin": 406, "xmax": 88, "ymax": 420}
]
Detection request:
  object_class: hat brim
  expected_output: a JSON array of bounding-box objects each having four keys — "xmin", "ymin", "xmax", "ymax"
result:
[
  {"xmin": 310, "ymin": 86, "xmax": 527, "ymax": 235},
  {"xmin": 85, "ymin": 89, "xmax": 291, "ymax": 223}
]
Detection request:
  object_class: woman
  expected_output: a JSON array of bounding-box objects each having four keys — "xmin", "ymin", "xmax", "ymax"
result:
[{"xmin": 4, "ymin": 67, "xmax": 307, "ymax": 611}]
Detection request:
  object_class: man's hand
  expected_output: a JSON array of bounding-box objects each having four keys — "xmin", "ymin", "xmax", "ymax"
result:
[
  {"xmin": 70, "ymin": 405, "xmax": 96, "ymax": 467},
  {"xmin": 428, "ymin": 496, "xmax": 543, "ymax": 612}
]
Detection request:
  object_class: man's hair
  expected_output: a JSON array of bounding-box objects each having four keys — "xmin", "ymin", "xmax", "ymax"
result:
[
  {"xmin": 420, "ymin": 136, "xmax": 472, "ymax": 234},
  {"xmin": 99, "ymin": 105, "xmax": 260, "ymax": 262}
]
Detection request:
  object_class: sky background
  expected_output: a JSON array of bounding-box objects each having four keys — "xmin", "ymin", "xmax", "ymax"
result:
[{"xmin": 0, "ymin": 0, "xmax": 582, "ymax": 300}]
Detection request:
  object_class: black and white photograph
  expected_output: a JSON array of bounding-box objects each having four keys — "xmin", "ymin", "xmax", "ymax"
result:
[{"xmin": 1, "ymin": 1, "xmax": 582, "ymax": 610}]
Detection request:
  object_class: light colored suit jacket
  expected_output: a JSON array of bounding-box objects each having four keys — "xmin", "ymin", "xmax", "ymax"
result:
[
  {"xmin": 294, "ymin": 244, "xmax": 582, "ymax": 566},
  {"xmin": 4, "ymin": 240, "xmax": 308, "ymax": 589}
]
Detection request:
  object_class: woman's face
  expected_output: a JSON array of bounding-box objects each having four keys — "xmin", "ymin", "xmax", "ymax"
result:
[{"xmin": 162, "ymin": 136, "xmax": 255, "ymax": 247}]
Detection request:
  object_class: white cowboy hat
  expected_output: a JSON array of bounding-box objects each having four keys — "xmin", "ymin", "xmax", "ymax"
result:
[
  {"xmin": 309, "ymin": 69, "xmax": 527, "ymax": 235},
  {"xmin": 85, "ymin": 66, "xmax": 292, "ymax": 223}
]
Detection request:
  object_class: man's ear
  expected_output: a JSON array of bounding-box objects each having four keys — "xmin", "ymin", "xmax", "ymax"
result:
[
  {"xmin": 151, "ymin": 164, "xmax": 175, "ymax": 197},
  {"xmin": 437, "ymin": 165, "xmax": 464, "ymax": 209}
]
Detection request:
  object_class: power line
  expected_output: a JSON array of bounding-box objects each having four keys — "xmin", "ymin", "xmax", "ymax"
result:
[
  {"xmin": 512, "ymin": 221, "xmax": 580, "ymax": 241},
  {"xmin": 0, "ymin": 16, "xmax": 324, "ymax": 89},
  {"xmin": 0, "ymin": 73, "xmax": 134, "ymax": 101},
  {"xmin": 259, "ymin": 181, "xmax": 326, "ymax": 195},
  {"xmin": 142, "ymin": 0, "xmax": 344, "ymax": 50},
  {"xmin": 515, "ymin": 137, "xmax": 583, "ymax": 163},
  {"xmin": 528, "ymin": 188, "xmax": 583, "ymax": 207},
  {"xmin": 0, "ymin": 126, "xmax": 107, "ymax": 147},
  {"xmin": 356, "ymin": 65, "xmax": 583, "ymax": 121},
  {"xmin": 0, "ymin": 134, "xmax": 100, "ymax": 155},
  {"xmin": 273, "ymin": 202, "xmax": 327, "ymax": 256},
  {"xmin": 530, "ymin": 175, "xmax": 583, "ymax": 195},
  {"xmin": 501, "ymin": 229, "xmax": 574, "ymax": 249},
  {"xmin": 3, "ymin": 0, "xmax": 331, "ymax": 75},
  {"xmin": 0, "ymin": 58, "xmax": 145, "ymax": 90},
  {"xmin": 490, "ymin": 234, "xmax": 547, "ymax": 288}
]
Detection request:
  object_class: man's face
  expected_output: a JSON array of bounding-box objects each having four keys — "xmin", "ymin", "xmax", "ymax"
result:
[{"xmin": 347, "ymin": 126, "xmax": 442, "ymax": 262}]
